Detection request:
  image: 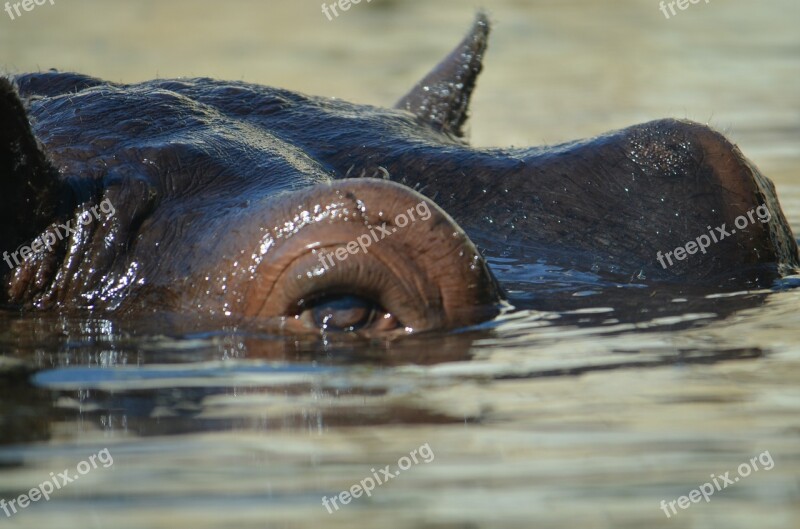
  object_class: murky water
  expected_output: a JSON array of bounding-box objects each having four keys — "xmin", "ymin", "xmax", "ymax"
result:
[{"xmin": 2, "ymin": 0, "xmax": 799, "ymax": 527}]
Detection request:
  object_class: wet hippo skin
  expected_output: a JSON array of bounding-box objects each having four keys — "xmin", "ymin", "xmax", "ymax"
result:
[{"xmin": 1, "ymin": 14, "xmax": 797, "ymax": 336}]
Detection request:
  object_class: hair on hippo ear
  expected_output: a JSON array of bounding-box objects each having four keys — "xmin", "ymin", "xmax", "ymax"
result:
[
  {"xmin": 0, "ymin": 77, "xmax": 69, "ymax": 257},
  {"xmin": 395, "ymin": 11, "xmax": 490, "ymax": 139}
]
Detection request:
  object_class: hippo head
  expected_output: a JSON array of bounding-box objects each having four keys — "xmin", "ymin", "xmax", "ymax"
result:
[
  {"xmin": 2, "ymin": 14, "xmax": 797, "ymax": 338},
  {"xmin": 0, "ymin": 16, "xmax": 506, "ymax": 337}
]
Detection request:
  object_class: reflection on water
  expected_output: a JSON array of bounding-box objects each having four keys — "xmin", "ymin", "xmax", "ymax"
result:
[{"xmin": 1, "ymin": 0, "xmax": 800, "ymax": 528}]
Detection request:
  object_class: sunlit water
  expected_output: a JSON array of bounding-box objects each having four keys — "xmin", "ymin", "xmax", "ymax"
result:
[{"xmin": 1, "ymin": 1, "xmax": 799, "ymax": 528}]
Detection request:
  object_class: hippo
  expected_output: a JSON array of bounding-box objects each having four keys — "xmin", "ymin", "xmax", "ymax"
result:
[{"xmin": 1, "ymin": 14, "xmax": 798, "ymax": 337}]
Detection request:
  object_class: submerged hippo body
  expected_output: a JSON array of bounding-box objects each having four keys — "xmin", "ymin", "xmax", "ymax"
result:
[{"xmin": 1, "ymin": 15, "xmax": 798, "ymax": 336}]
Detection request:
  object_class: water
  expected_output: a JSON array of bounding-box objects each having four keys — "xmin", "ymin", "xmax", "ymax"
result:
[{"xmin": 1, "ymin": 1, "xmax": 799, "ymax": 527}]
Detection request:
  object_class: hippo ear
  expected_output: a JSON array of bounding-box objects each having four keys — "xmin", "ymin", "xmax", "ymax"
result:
[
  {"xmin": 0, "ymin": 77, "xmax": 68, "ymax": 254},
  {"xmin": 395, "ymin": 12, "xmax": 490, "ymax": 138}
]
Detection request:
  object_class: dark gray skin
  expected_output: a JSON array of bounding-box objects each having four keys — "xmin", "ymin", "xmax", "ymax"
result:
[{"xmin": 1, "ymin": 14, "xmax": 797, "ymax": 337}]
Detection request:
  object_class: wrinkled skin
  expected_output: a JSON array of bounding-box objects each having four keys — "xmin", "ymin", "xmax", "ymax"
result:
[{"xmin": 1, "ymin": 14, "xmax": 798, "ymax": 337}]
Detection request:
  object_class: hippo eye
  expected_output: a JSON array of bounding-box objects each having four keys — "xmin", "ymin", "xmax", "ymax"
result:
[{"xmin": 299, "ymin": 294, "xmax": 399, "ymax": 333}]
